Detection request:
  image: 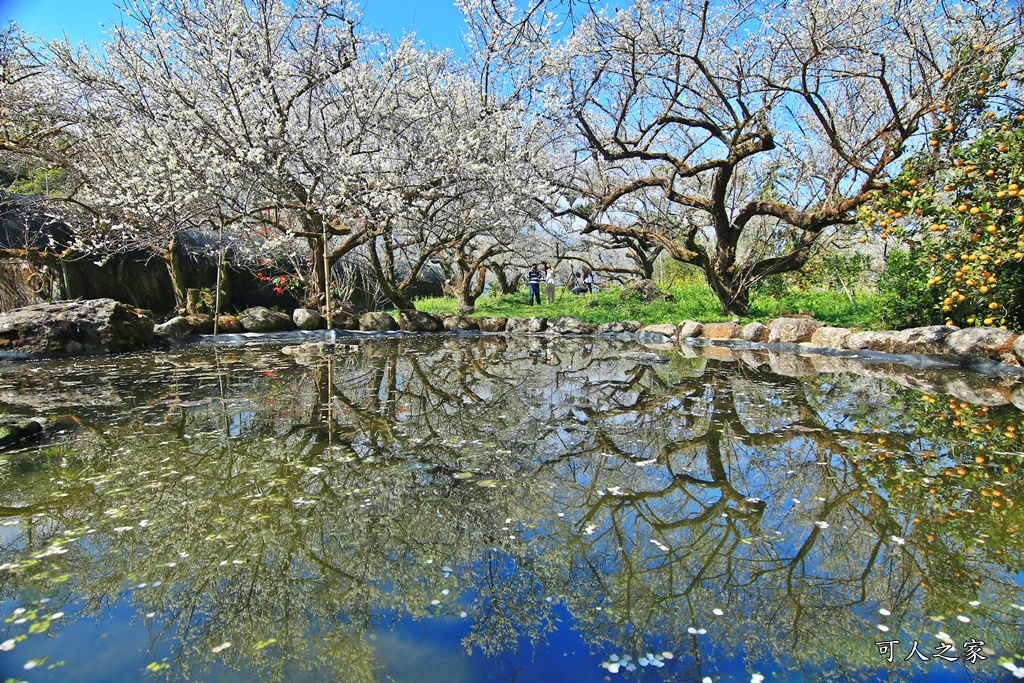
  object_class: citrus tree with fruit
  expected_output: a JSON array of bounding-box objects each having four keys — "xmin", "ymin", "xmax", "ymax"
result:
[{"xmin": 863, "ymin": 42, "xmax": 1024, "ymax": 329}]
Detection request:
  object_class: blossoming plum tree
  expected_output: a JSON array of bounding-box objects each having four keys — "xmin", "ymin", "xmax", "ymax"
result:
[{"xmin": 549, "ymin": 0, "xmax": 1023, "ymax": 314}]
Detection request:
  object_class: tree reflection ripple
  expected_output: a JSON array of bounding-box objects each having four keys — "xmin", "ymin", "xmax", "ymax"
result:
[{"xmin": 0, "ymin": 336, "xmax": 1021, "ymax": 682}]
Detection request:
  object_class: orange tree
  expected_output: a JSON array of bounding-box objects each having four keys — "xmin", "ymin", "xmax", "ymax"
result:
[{"xmin": 863, "ymin": 44, "xmax": 1024, "ymax": 329}]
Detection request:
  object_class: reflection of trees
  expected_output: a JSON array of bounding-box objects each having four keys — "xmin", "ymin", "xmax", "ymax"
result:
[{"xmin": 0, "ymin": 338, "xmax": 1021, "ymax": 681}]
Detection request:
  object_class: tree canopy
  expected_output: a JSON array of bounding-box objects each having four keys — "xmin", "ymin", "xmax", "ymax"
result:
[{"xmin": 0, "ymin": 0, "xmax": 1022, "ymax": 314}]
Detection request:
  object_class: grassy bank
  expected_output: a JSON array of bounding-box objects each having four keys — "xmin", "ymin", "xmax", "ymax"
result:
[{"xmin": 415, "ymin": 279, "xmax": 881, "ymax": 330}]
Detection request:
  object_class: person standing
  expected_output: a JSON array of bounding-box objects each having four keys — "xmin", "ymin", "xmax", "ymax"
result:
[
  {"xmin": 544, "ymin": 262, "xmax": 557, "ymax": 304},
  {"xmin": 581, "ymin": 265, "xmax": 594, "ymax": 294},
  {"xmin": 527, "ymin": 263, "xmax": 542, "ymax": 306}
]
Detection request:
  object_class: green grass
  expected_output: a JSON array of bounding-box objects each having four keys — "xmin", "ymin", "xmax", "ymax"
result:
[{"xmin": 416, "ymin": 279, "xmax": 882, "ymax": 330}]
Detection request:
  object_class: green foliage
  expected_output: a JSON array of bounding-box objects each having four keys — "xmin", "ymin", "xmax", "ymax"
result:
[
  {"xmin": 860, "ymin": 41, "xmax": 1024, "ymax": 330},
  {"xmin": 756, "ymin": 247, "xmax": 872, "ymax": 302},
  {"xmin": 876, "ymin": 247, "xmax": 946, "ymax": 329},
  {"xmin": 7, "ymin": 167, "xmax": 67, "ymax": 196},
  {"xmin": 868, "ymin": 112, "xmax": 1024, "ymax": 329},
  {"xmin": 748, "ymin": 288, "xmax": 881, "ymax": 329},
  {"xmin": 416, "ymin": 279, "xmax": 882, "ymax": 329}
]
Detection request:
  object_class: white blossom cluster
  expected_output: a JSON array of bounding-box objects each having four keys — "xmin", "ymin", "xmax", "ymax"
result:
[{"xmin": 1, "ymin": 0, "xmax": 1020, "ymax": 311}]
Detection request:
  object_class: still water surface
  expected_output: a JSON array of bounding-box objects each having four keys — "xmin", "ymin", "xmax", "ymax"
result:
[{"xmin": 0, "ymin": 335, "xmax": 1021, "ymax": 682}]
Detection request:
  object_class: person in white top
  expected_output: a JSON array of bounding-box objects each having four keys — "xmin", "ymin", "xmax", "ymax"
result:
[{"xmin": 544, "ymin": 262, "xmax": 557, "ymax": 304}]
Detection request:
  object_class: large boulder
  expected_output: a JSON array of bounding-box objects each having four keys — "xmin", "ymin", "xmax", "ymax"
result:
[
  {"xmin": 890, "ymin": 325, "xmax": 958, "ymax": 355},
  {"xmin": 703, "ymin": 345, "xmax": 736, "ymax": 362},
  {"xmin": 238, "ymin": 307, "xmax": 295, "ymax": 333},
  {"xmin": 768, "ymin": 351, "xmax": 817, "ymax": 377},
  {"xmin": 0, "ymin": 299, "xmax": 154, "ymax": 357},
  {"xmin": 443, "ymin": 315, "xmax": 479, "ymax": 331},
  {"xmin": 185, "ymin": 314, "xmax": 214, "ymax": 335},
  {"xmin": 548, "ymin": 315, "xmax": 597, "ymax": 334},
  {"xmin": 292, "ymin": 308, "xmax": 322, "ymax": 331},
  {"xmin": 359, "ymin": 312, "xmax": 399, "ymax": 332},
  {"xmin": 844, "ymin": 330, "xmax": 898, "ymax": 352},
  {"xmin": 678, "ymin": 320, "xmax": 704, "ymax": 338},
  {"xmin": 154, "ymin": 316, "xmax": 194, "ymax": 337},
  {"xmin": 0, "ymin": 415, "xmax": 44, "ymax": 451},
  {"xmin": 702, "ymin": 322, "xmax": 741, "ymax": 340},
  {"xmin": 1013, "ymin": 335, "xmax": 1024, "ymax": 366},
  {"xmin": 810, "ymin": 326, "xmax": 851, "ymax": 349},
  {"xmin": 216, "ymin": 315, "xmax": 244, "ymax": 333},
  {"xmin": 738, "ymin": 321, "xmax": 766, "ymax": 342},
  {"xmin": 280, "ymin": 342, "xmax": 329, "ymax": 366},
  {"xmin": 477, "ymin": 317, "xmax": 507, "ymax": 333},
  {"xmin": 943, "ymin": 378, "xmax": 1012, "ymax": 407},
  {"xmin": 506, "ymin": 317, "xmax": 547, "ymax": 333},
  {"xmin": 1012, "ymin": 385, "xmax": 1024, "ymax": 412},
  {"xmin": 397, "ymin": 309, "xmax": 443, "ymax": 332},
  {"xmin": 640, "ymin": 323, "xmax": 678, "ymax": 338},
  {"xmin": 598, "ymin": 320, "xmax": 643, "ymax": 334},
  {"xmin": 185, "ymin": 287, "xmax": 212, "ymax": 315},
  {"xmin": 764, "ymin": 317, "xmax": 823, "ymax": 344},
  {"xmin": 944, "ymin": 327, "xmax": 1020, "ymax": 366},
  {"xmin": 328, "ymin": 312, "xmax": 361, "ymax": 330},
  {"xmin": 620, "ymin": 279, "xmax": 674, "ymax": 302}
]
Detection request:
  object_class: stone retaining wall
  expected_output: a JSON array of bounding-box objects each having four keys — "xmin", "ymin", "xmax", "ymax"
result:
[
  {"xmin": 11, "ymin": 298, "xmax": 1024, "ymax": 375},
  {"xmin": 155, "ymin": 308, "xmax": 1024, "ymax": 372}
]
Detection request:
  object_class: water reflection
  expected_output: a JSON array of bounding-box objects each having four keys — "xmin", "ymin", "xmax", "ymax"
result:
[{"xmin": 0, "ymin": 336, "xmax": 1021, "ymax": 682}]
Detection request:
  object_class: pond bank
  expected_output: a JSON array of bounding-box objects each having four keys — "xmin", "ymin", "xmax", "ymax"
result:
[{"xmin": 4, "ymin": 298, "xmax": 1024, "ymax": 380}]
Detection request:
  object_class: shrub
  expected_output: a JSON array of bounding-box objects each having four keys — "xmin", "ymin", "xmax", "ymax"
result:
[{"xmin": 877, "ymin": 247, "xmax": 946, "ymax": 329}]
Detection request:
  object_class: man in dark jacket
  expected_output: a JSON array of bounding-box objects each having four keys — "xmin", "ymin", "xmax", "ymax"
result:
[{"xmin": 527, "ymin": 264, "xmax": 542, "ymax": 306}]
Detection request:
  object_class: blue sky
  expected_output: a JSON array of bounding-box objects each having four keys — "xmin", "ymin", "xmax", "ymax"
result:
[{"xmin": 0, "ymin": 0, "xmax": 467, "ymax": 49}]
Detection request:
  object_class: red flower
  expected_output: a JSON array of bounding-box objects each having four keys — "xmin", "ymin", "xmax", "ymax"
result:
[
  {"xmin": 272, "ymin": 286, "xmax": 284, "ymax": 295},
  {"xmin": 278, "ymin": 275, "xmax": 287, "ymax": 286}
]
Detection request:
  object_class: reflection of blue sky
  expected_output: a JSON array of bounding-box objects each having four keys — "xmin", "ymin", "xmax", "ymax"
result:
[
  {"xmin": 0, "ymin": 594, "xmax": 999, "ymax": 682},
  {"xmin": 374, "ymin": 605, "xmax": 624, "ymax": 683},
  {"xmin": 0, "ymin": 599, "xmax": 158, "ymax": 683}
]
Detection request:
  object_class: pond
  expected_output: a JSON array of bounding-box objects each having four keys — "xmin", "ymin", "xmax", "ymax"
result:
[{"xmin": 0, "ymin": 334, "xmax": 1022, "ymax": 682}]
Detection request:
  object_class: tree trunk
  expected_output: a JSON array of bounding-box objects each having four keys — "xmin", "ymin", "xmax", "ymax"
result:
[
  {"xmin": 215, "ymin": 254, "xmax": 231, "ymax": 316},
  {"xmin": 455, "ymin": 266, "xmax": 487, "ymax": 313},
  {"xmin": 489, "ymin": 265, "xmax": 520, "ymax": 295},
  {"xmin": 705, "ymin": 264, "xmax": 750, "ymax": 316},
  {"xmin": 625, "ymin": 240, "xmax": 662, "ymax": 280},
  {"xmin": 166, "ymin": 234, "xmax": 187, "ymax": 311},
  {"xmin": 366, "ymin": 237, "xmax": 415, "ymax": 310},
  {"xmin": 307, "ymin": 235, "xmax": 327, "ymax": 306}
]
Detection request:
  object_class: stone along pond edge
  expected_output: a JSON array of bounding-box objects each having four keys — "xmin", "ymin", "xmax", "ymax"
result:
[
  {"xmin": 4, "ymin": 298, "xmax": 1024, "ymax": 381},
  {"xmin": 3, "ymin": 300, "xmax": 1024, "ymax": 453}
]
